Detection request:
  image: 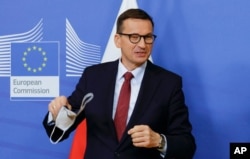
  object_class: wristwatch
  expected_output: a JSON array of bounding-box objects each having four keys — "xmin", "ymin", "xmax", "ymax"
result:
[{"xmin": 158, "ymin": 134, "xmax": 165, "ymax": 149}]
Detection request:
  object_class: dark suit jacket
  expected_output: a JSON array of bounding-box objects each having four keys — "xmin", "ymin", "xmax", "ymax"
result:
[{"xmin": 43, "ymin": 60, "xmax": 196, "ymax": 159}]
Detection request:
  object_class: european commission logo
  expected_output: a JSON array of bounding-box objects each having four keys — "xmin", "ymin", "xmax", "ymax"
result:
[
  {"xmin": 11, "ymin": 42, "xmax": 58, "ymax": 76},
  {"xmin": 10, "ymin": 42, "xmax": 59, "ymax": 101}
]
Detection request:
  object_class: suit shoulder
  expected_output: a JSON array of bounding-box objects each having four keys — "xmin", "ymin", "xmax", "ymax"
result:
[
  {"xmin": 85, "ymin": 60, "xmax": 118, "ymax": 72},
  {"xmin": 149, "ymin": 62, "xmax": 182, "ymax": 80}
]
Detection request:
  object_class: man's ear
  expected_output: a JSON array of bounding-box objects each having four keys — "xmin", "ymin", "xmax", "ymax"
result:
[{"xmin": 114, "ymin": 34, "xmax": 121, "ymax": 48}]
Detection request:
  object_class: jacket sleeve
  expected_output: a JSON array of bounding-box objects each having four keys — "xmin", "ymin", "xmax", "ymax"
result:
[{"xmin": 164, "ymin": 78, "xmax": 196, "ymax": 159}]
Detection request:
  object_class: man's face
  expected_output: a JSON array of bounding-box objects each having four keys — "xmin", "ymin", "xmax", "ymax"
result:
[{"xmin": 115, "ymin": 18, "xmax": 154, "ymax": 70}]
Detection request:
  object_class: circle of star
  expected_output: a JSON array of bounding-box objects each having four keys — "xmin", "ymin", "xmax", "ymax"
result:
[{"xmin": 22, "ymin": 46, "xmax": 48, "ymax": 73}]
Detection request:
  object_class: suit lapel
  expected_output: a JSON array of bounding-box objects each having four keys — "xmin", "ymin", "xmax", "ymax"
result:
[{"xmin": 128, "ymin": 61, "xmax": 160, "ymax": 127}]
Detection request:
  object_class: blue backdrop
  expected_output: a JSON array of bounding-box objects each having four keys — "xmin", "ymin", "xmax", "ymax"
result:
[{"xmin": 0, "ymin": 0, "xmax": 250, "ymax": 159}]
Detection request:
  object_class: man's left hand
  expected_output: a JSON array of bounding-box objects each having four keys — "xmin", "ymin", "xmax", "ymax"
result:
[{"xmin": 128, "ymin": 125, "xmax": 161, "ymax": 148}]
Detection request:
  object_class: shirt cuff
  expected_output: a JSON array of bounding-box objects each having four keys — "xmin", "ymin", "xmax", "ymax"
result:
[{"xmin": 158, "ymin": 134, "xmax": 167, "ymax": 157}]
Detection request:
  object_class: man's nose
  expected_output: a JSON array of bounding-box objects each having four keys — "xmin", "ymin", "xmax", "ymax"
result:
[{"xmin": 137, "ymin": 37, "xmax": 146, "ymax": 47}]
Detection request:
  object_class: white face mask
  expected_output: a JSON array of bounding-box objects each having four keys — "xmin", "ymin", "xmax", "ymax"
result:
[{"xmin": 50, "ymin": 93, "xmax": 94, "ymax": 144}]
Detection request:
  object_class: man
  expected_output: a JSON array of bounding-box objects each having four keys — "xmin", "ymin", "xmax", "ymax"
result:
[{"xmin": 43, "ymin": 8, "xmax": 196, "ymax": 159}]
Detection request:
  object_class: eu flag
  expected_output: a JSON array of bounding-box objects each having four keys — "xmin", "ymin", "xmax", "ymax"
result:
[{"xmin": 11, "ymin": 42, "xmax": 59, "ymax": 76}]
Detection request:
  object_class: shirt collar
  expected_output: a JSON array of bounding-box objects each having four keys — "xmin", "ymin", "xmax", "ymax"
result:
[{"xmin": 117, "ymin": 59, "xmax": 147, "ymax": 81}]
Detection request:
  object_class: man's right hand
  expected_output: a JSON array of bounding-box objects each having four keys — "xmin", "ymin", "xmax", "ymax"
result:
[{"xmin": 48, "ymin": 96, "xmax": 72, "ymax": 120}]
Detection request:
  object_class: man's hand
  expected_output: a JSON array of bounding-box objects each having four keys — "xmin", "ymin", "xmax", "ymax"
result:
[
  {"xmin": 48, "ymin": 96, "xmax": 72, "ymax": 120},
  {"xmin": 128, "ymin": 125, "xmax": 161, "ymax": 148}
]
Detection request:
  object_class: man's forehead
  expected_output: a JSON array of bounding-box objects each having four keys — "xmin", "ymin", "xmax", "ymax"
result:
[{"xmin": 121, "ymin": 19, "xmax": 153, "ymax": 32}]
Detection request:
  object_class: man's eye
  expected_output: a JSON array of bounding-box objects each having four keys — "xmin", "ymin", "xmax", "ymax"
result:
[
  {"xmin": 145, "ymin": 36, "xmax": 153, "ymax": 39},
  {"xmin": 130, "ymin": 35, "xmax": 139, "ymax": 39}
]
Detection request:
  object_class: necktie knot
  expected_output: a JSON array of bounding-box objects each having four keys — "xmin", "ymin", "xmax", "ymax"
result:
[{"xmin": 123, "ymin": 72, "xmax": 133, "ymax": 81}]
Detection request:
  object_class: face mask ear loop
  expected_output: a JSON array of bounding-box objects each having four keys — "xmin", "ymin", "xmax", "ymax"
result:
[
  {"xmin": 49, "ymin": 126, "xmax": 65, "ymax": 144},
  {"xmin": 49, "ymin": 92, "xmax": 94, "ymax": 144},
  {"xmin": 77, "ymin": 92, "xmax": 94, "ymax": 115}
]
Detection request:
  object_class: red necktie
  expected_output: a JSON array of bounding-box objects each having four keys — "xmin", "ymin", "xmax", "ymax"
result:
[{"xmin": 114, "ymin": 72, "xmax": 133, "ymax": 141}]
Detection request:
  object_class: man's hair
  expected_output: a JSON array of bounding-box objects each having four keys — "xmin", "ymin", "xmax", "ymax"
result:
[{"xmin": 116, "ymin": 8, "xmax": 154, "ymax": 33}]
